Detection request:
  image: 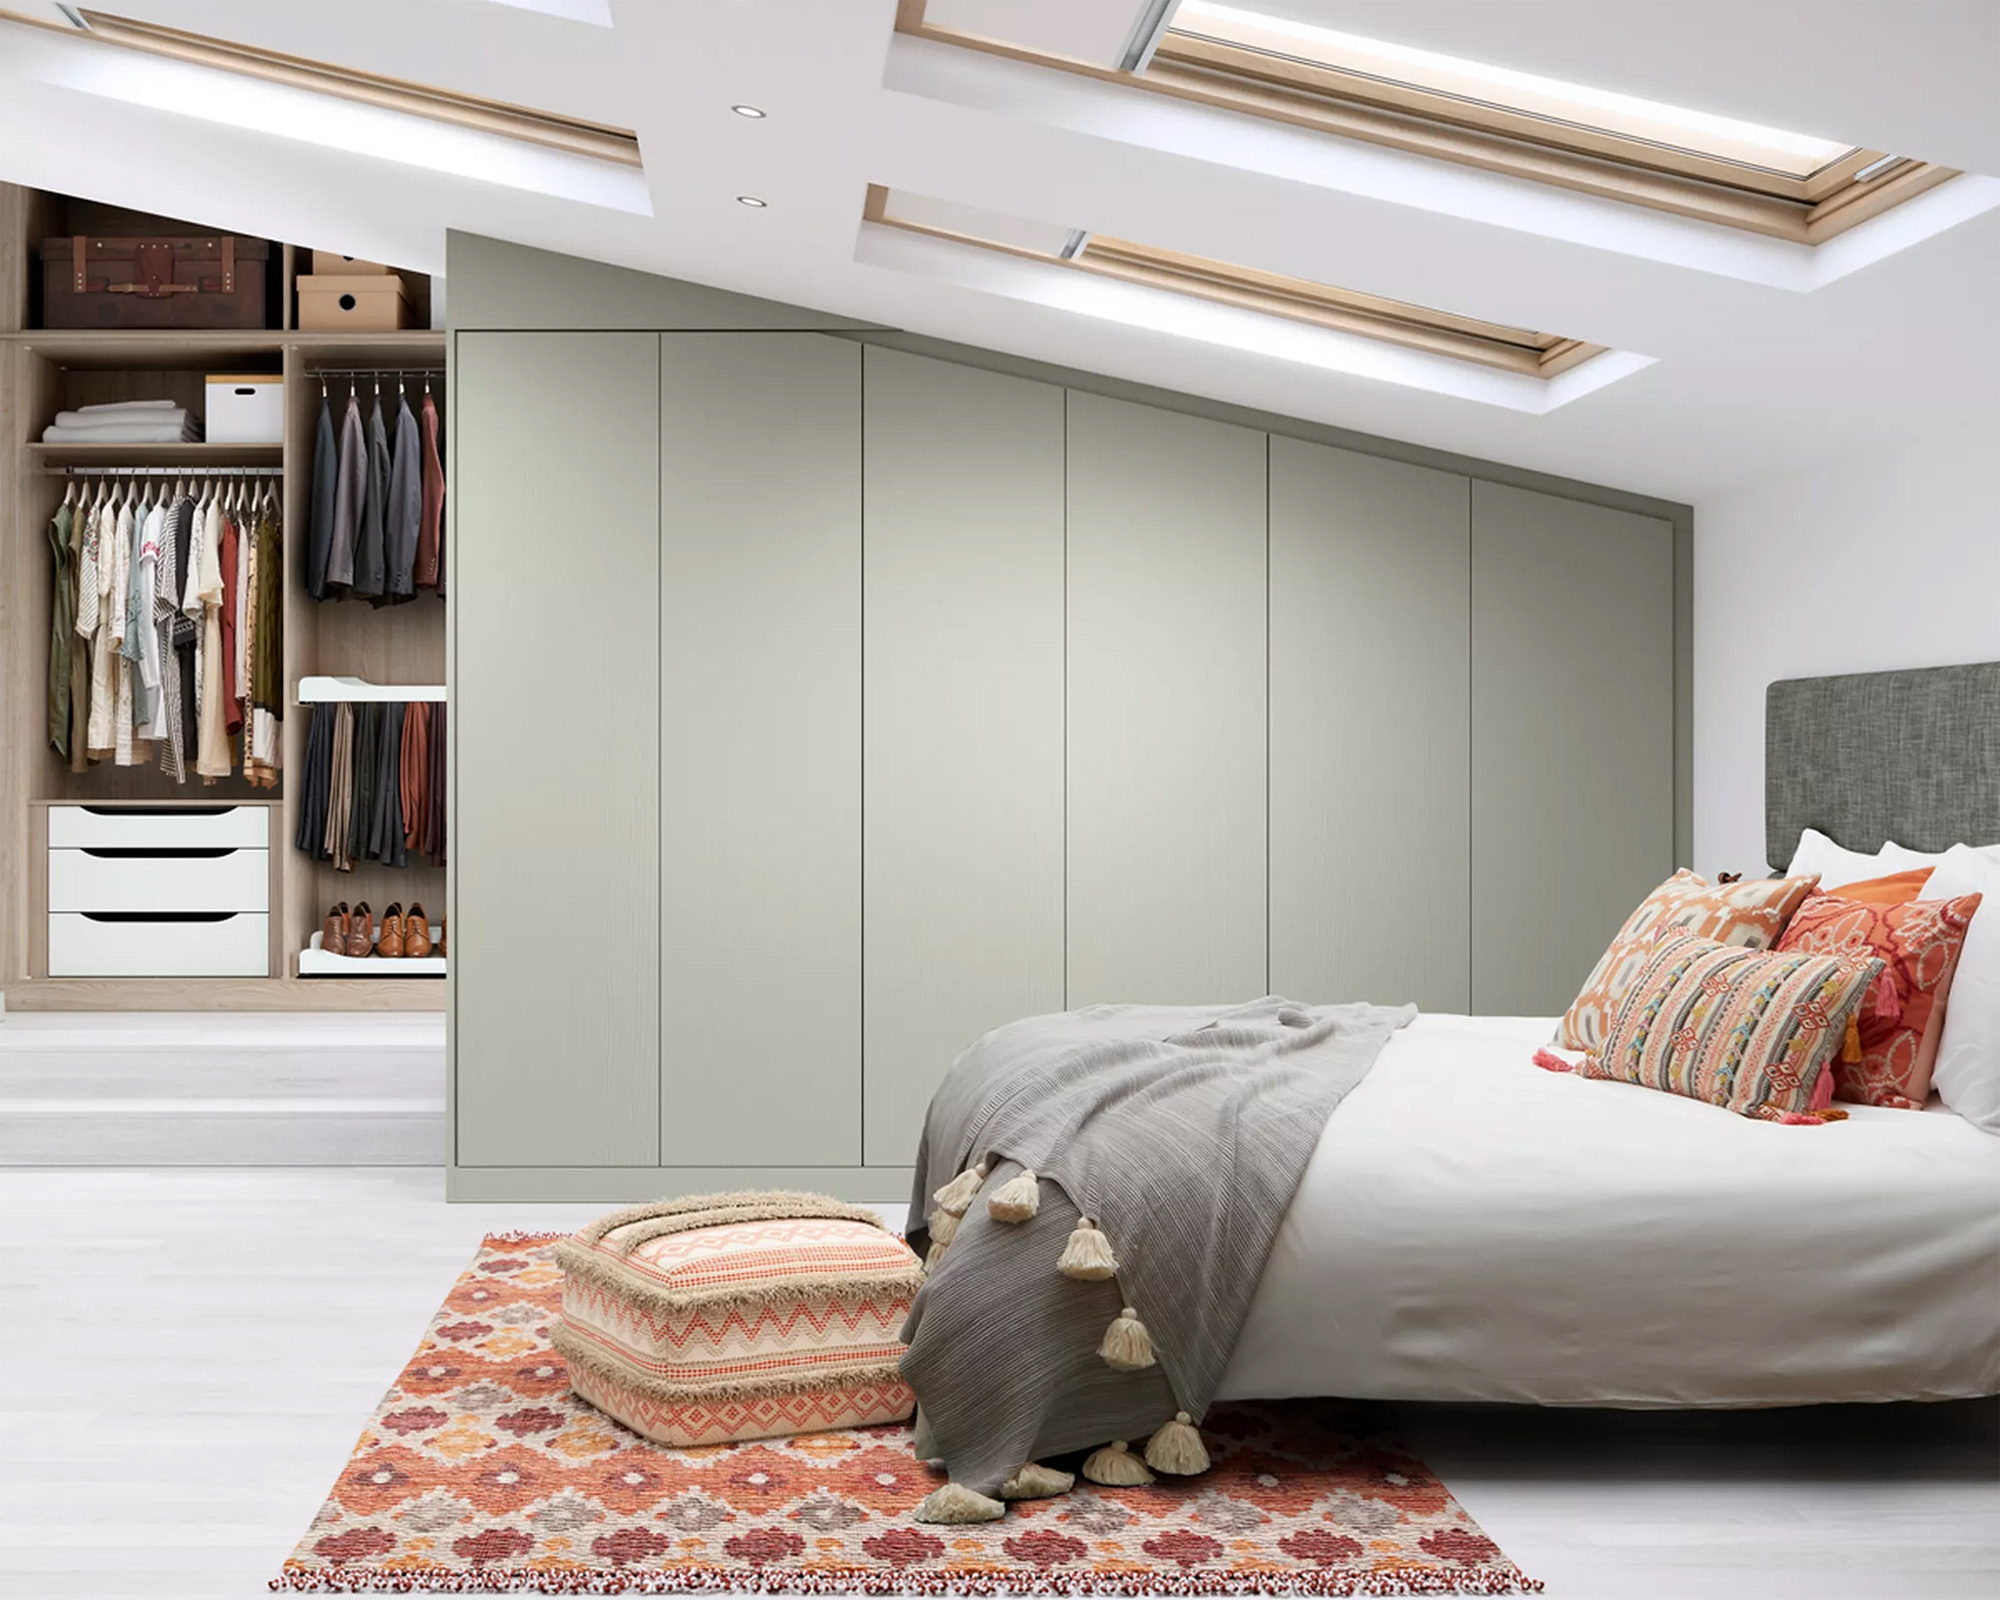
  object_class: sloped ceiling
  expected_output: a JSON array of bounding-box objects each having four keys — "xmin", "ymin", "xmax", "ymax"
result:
[{"xmin": 0, "ymin": 0, "xmax": 1994, "ymax": 502}]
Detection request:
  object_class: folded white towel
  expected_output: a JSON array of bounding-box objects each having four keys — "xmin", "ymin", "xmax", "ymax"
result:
[
  {"xmin": 74, "ymin": 398, "xmax": 180, "ymax": 414},
  {"xmin": 42, "ymin": 421, "xmax": 202, "ymax": 444},
  {"xmin": 53, "ymin": 406, "xmax": 191, "ymax": 430}
]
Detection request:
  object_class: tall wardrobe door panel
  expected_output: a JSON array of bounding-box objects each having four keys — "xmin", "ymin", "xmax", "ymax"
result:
[
  {"xmin": 1269, "ymin": 439, "xmax": 1471, "ymax": 1011},
  {"xmin": 1066, "ymin": 392, "xmax": 1267, "ymax": 1006},
  {"xmin": 863, "ymin": 350, "xmax": 1066, "ymax": 1168},
  {"xmin": 1471, "ymin": 481, "xmax": 1674, "ymax": 1015},
  {"xmin": 659, "ymin": 333, "xmax": 861, "ymax": 1167},
  {"xmin": 454, "ymin": 332, "xmax": 661, "ymax": 1167}
]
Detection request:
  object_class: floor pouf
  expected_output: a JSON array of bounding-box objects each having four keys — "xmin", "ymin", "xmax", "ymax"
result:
[{"xmin": 551, "ymin": 1191, "xmax": 922, "ymax": 1447}]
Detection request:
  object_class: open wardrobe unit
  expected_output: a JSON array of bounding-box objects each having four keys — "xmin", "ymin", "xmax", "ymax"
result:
[{"xmin": 0, "ymin": 183, "xmax": 447, "ymax": 1010}]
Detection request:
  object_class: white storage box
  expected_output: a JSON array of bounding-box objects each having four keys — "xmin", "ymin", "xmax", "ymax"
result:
[{"xmin": 204, "ymin": 375, "xmax": 284, "ymax": 444}]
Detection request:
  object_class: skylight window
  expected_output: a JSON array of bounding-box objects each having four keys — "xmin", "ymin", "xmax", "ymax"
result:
[
  {"xmin": 3, "ymin": 8, "xmax": 649, "ymax": 213},
  {"xmin": 1167, "ymin": 3, "xmax": 1852, "ymax": 181},
  {"xmin": 865, "ymin": 185, "xmax": 1604, "ymax": 380},
  {"xmin": 893, "ymin": 1, "xmax": 1959, "ymax": 244}
]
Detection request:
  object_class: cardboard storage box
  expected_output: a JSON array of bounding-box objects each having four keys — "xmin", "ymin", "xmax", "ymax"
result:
[
  {"xmin": 205, "ymin": 374, "xmax": 284, "ymax": 444},
  {"xmin": 297, "ymin": 273, "xmax": 410, "ymax": 331},
  {"xmin": 311, "ymin": 250, "xmax": 391, "ymax": 275}
]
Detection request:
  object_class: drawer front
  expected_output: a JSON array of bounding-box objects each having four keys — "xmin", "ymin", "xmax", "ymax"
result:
[
  {"xmin": 48, "ymin": 847, "xmax": 269, "ymax": 913},
  {"xmin": 48, "ymin": 912, "xmax": 270, "ymax": 977},
  {"xmin": 47, "ymin": 804, "xmax": 269, "ymax": 850}
]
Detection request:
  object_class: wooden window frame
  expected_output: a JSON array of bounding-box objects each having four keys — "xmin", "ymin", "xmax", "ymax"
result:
[
  {"xmin": 8, "ymin": 9, "xmax": 642, "ymax": 169},
  {"xmin": 864, "ymin": 185, "xmax": 1605, "ymax": 379},
  {"xmin": 892, "ymin": 1, "xmax": 1954, "ymax": 245}
]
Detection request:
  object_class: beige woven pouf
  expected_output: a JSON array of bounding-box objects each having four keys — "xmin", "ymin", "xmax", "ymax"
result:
[{"xmin": 552, "ymin": 1192, "xmax": 922, "ymax": 1447}]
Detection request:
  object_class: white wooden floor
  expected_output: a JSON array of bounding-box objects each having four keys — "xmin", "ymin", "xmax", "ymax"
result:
[{"xmin": 3, "ymin": 1168, "xmax": 1993, "ymax": 1600}]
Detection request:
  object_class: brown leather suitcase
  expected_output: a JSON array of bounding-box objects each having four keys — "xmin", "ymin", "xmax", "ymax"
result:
[{"xmin": 39, "ymin": 234, "xmax": 271, "ymax": 329}]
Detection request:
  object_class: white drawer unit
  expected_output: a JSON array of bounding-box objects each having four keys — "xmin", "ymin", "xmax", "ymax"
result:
[
  {"xmin": 47, "ymin": 913, "xmax": 270, "ymax": 978},
  {"xmin": 47, "ymin": 804, "xmax": 269, "ymax": 850},
  {"xmin": 44, "ymin": 806, "xmax": 272, "ymax": 977},
  {"xmin": 49, "ymin": 847, "xmax": 268, "ymax": 913}
]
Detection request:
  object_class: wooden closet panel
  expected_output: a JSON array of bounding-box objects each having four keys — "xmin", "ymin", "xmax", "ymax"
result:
[
  {"xmin": 862, "ymin": 348, "xmax": 1066, "ymax": 1168},
  {"xmin": 1066, "ymin": 393, "xmax": 1268, "ymax": 1006},
  {"xmin": 1471, "ymin": 480, "xmax": 1674, "ymax": 1015},
  {"xmin": 659, "ymin": 333, "xmax": 861, "ymax": 1167},
  {"xmin": 453, "ymin": 332, "xmax": 661, "ymax": 1167},
  {"xmin": 1269, "ymin": 438, "xmax": 1471, "ymax": 1011}
]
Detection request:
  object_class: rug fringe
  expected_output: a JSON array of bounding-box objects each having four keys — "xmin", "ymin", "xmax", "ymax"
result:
[
  {"xmin": 270, "ymin": 1559, "xmax": 1543, "ymax": 1595},
  {"xmin": 481, "ymin": 1230, "xmax": 571, "ymax": 1246}
]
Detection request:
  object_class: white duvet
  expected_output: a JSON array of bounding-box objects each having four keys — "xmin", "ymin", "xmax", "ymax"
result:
[{"xmin": 1221, "ymin": 1014, "xmax": 2000, "ymax": 1407}]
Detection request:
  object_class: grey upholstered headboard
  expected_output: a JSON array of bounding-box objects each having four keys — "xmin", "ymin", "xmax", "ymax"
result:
[{"xmin": 1767, "ymin": 661, "xmax": 2000, "ymax": 867}]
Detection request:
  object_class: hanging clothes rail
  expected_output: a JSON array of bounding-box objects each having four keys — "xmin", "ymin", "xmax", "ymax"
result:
[{"xmin": 41, "ymin": 464, "xmax": 285, "ymax": 477}]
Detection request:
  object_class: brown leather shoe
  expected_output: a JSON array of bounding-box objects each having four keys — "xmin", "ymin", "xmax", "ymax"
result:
[
  {"xmin": 379, "ymin": 903, "xmax": 405, "ymax": 959},
  {"xmin": 322, "ymin": 902, "xmax": 349, "ymax": 953},
  {"xmin": 345, "ymin": 901, "xmax": 374, "ymax": 958},
  {"xmin": 403, "ymin": 903, "xmax": 432, "ymax": 959}
]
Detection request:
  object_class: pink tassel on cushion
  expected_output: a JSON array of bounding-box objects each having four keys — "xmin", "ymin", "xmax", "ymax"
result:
[{"xmin": 1532, "ymin": 1048, "xmax": 1574, "ymax": 1073}]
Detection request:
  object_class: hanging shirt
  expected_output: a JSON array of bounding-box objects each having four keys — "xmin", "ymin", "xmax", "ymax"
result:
[
  {"xmin": 219, "ymin": 507, "xmax": 243, "ymax": 735},
  {"xmin": 133, "ymin": 499, "xmax": 164, "ymax": 740},
  {"xmin": 111, "ymin": 500, "xmax": 141, "ymax": 767},
  {"xmin": 416, "ymin": 392, "xmax": 444, "ymax": 590},
  {"xmin": 86, "ymin": 500, "xmax": 121, "ymax": 760},
  {"xmin": 195, "ymin": 496, "xmax": 232, "ymax": 780},
  {"xmin": 383, "ymin": 393, "xmax": 422, "ymax": 603},
  {"xmin": 352, "ymin": 395, "xmax": 390, "ymax": 599},
  {"xmin": 149, "ymin": 496, "xmax": 188, "ymax": 783},
  {"xmin": 307, "ymin": 395, "xmax": 339, "ymax": 599},
  {"xmin": 47, "ymin": 501, "xmax": 75, "ymax": 757},
  {"xmin": 326, "ymin": 394, "xmax": 366, "ymax": 592}
]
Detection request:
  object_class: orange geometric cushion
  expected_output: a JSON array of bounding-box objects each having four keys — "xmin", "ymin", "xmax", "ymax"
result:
[
  {"xmin": 1582, "ymin": 930, "xmax": 1882, "ymax": 1122},
  {"xmin": 1556, "ymin": 869, "xmax": 1821, "ymax": 1052},
  {"xmin": 1775, "ymin": 884, "xmax": 1983, "ymax": 1109}
]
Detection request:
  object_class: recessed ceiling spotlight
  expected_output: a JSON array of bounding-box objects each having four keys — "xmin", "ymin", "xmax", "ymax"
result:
[
  {"xmin": 731, "ymin": 104, "xmax": 767, "ymax": 119},
  {"xmin": 736, "ymin": 194, "xmax": 768, "ymax": 208}
]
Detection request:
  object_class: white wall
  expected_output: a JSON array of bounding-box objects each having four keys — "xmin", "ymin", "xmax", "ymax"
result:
[{"xmin": 1693, "ymin": 409, "xmax": 2000, "ymax": 876}]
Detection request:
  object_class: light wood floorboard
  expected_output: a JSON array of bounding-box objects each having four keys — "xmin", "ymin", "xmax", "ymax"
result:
[{"xmin": 2, "ymin": 1168, "xmax": 1992, "ymax": 1599}]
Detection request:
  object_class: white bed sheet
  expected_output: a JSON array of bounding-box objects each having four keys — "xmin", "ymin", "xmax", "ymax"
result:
[{"xmin": 1221, "ymin": 1013, "xmax": 2000, "ymax": 1407}]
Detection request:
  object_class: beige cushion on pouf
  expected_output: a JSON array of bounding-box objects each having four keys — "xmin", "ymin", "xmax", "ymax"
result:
[{"xmin": 552, "ymin": 1192, "xmax": 922, "ymax": 1447}]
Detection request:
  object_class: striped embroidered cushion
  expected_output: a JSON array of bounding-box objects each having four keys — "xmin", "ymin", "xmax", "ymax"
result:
[
  {"xmin": 1581, "ymin": 930, "xmax": 1883, "ymax": 1122},
  {"xmin": 1557, "ymin": 869, "xmax": 1821, "ymax": 1053},
  {"xmin": 553, "ymin": 1199, "xmax": 922, "ymax": 1447}
]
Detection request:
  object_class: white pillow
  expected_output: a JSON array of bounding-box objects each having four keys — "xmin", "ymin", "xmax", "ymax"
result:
[
  {"xmin": 1784, "ymin": 827, "xmax": 1941, "ymax": 889},
  {"xmin": 1922, "ymin": 845, "xmax": 2000, "ymax": 1134}
]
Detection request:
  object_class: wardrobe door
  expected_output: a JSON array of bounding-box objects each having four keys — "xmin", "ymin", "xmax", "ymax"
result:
[
  {"xmin": 454, "ymin": 332, "xmax": 661, "ymax": 1167},
  {"xmin": 1471, "ymin": 481, "xmax": 1674, "ymax": 1014},
  {"xmin": 1269, "ymin": 439, "xmax": 1471, "ymax": 1011},
  {"xmin": 1066, "ymin": 392, "xmax": 1267, "ymax": 1005},
  {"xmin": 659, "ymin": 333, "xmax": 861, "ymax": 1167},
  {"xmin": 863, "ymin": 349, "xmax": 1066, "ymax": 1168}
]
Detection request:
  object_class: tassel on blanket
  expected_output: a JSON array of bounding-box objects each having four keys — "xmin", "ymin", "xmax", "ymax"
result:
[
  {"xmin": 1099, "ymin": 1305, "xmax": 1157, "ymax": 1371},
  {"xmin": 1081, "ymin": 1440, "xmax": 1155, "ymax": 1487},
  {"xmin": 928, "ymin": 1207, "xmax": 961, "ymax": 1247},
  {"xmin": 1842, "ymin": 1015, "xmax": 1864, "ymax": 1064},
  {"xmin": 932, "ymin": 1161, "xmax": 988, "ymax": 1217},
  {"xmin": 924, "ymin": 1238, "xmax": 949, "ymax": 1273},
  {"xmin": 1000, "ymin": 1461, "xmax": 1076, "ymax": 1500},
  {"xmin": 913, "ymin": 1482, "xmax": 1006, "ymax": 1523},
  {"xmin": 987, "ymin": 1168, "xmax": 1041, "ymax": 1223},
  {"xmin": 1532, "ymin": 1048, "xmax": 1574, "ymax": 1073},
  {"xmin": 1144, "ymin": 1411, "xmax": 1211, "ymax": 1475},
  {"xmin": 1057, "ymin": 1217, "xmax": 1118, "ymax": 1280}
]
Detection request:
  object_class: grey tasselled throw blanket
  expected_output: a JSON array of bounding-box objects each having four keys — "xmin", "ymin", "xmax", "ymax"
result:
[{"xmin": 901, "ymin": 996, "xmax": 1415, "ymax": 1497}]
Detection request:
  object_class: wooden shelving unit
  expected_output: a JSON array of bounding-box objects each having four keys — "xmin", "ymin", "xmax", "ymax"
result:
[{"xmin": 0, "ymin": 181, "xmax": 446, "ymax": 1011}]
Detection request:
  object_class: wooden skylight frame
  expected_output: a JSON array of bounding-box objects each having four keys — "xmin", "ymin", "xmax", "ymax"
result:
[
  {"xmin": 16, "ymin": 8, "xmax": 641, "ymax": 169},
  {"xmin": 864, "ymin": 185, "xmax": 1606, "ymax": 379},
  {"xmin": 892, "ymin": 1, "xmax": 1956, "ymax": 245}
]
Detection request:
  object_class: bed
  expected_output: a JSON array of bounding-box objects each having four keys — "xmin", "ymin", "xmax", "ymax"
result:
[
  {"xmin": 1224, "ymin": 1010, "xmax": 2000, "ymax": 1407},
  {"xmin": 1225, "ymin": 662, "xmax": 2000, "ymax": 1409}
]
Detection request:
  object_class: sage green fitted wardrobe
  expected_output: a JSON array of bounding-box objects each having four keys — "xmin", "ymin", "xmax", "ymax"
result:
[{"xmin": 447, "ymin": 242, "xmax": 1683, "ymax": 1201}]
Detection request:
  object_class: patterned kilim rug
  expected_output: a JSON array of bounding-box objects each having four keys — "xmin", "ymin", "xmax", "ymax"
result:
[{"xmin": 274, "ymin": 1233, "xmax": 1539, "ymax": 1595}]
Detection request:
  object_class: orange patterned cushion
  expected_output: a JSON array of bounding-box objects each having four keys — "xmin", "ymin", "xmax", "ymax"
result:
[
  {"xmin": 1556, "ymin": 869, "xmax": 1821, "ymax": 1052},
  {"xmin": 554, "ymin": 1214, "xmax": 920, "ymax": 1447},
  {"xmin": 1775, "ymin": 879, "xmax": 1983, "ymax": 1109},
  {"xmin": 1582, "ymin": 930, "xmax": 1882, "ymax": 1122}
]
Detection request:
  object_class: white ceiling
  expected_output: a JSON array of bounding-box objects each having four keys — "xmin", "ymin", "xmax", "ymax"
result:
[{"xmin": 0, "ymin": 0, "xmax": 1994, "ymax": 503}]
